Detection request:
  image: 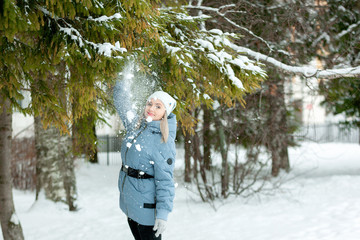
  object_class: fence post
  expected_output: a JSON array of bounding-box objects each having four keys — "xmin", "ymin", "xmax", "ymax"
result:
[
  {"xmin": 107, "ymin": 134, "xmax": 110, "ymax": 166},
  {"xmin": 326, "ymin": 124, "xmax": 332, "ymax": 142}
]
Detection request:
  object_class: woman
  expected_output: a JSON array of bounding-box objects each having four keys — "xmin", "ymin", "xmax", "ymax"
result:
[{"xmin": 113, "ymin": 79, "xmax": 177, "ymax": 240}]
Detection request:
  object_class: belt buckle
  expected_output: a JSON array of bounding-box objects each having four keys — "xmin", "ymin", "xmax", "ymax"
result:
[
  {"xmin": 138, "ymin": 171, "xmax": 145, "ymax": 178},
  {"xmin": 123, "ymin": 165, "xmax": 129, "ymax": 174}
]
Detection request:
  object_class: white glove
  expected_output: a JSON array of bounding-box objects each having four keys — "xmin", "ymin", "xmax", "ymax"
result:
[{"xmin": 153, "ymin": 218, "xmax": 167, "ymax": 237}]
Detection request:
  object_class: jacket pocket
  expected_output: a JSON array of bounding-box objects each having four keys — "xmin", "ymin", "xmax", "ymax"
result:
[{"xmin": 143, "ymin": 203, "xmax": 156, "ymax": 209}]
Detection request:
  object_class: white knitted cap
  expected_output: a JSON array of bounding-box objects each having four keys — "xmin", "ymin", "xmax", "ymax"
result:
[{"xmin": 147, "ymin": 91, "xmax": 176, "ymax": 116}]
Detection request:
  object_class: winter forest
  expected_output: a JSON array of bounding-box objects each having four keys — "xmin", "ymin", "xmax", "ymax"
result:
[{"xmin": 1, "ymin": 0, "xmax": 360, "ymax": 239}]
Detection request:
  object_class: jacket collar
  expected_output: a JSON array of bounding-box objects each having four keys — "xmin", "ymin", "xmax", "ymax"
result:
[{"xmin": 141, "ymin": 113, "xmax": 177, "ymax": 138}]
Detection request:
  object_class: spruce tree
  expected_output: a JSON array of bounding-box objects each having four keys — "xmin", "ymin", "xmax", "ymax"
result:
[
  {"xmin": 0, "ymin": 0, "xmax": 162, "ymax": 236},
  {"xmin": 317, "ymin": 1, "xmax": 360, "ymax": 133}
]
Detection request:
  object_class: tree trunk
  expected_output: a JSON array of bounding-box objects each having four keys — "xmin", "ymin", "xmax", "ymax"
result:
[
  {"xmin": 89, "ymin": 124, "xmax": 98, "ymax": 164},
  {"xmin": 202, "ymin": 105, "xmax": 211, "ymax": 170},
  {"xmin": 72, "ymin": 93, "xmax": 98, "ymax": 163},
  {"xmin": 193, "ymin": 129, "xmax": 215, "ymax": 200},
  {"xmin": 182, "ymin": 109, "xmax": 194, "ymax": 183},
  {"xmin": 184, "ymin": 130, "xmax": 192, "ymax": 183},
  {"xmin": 34, "ymin": 116, "xmax": 77, "ymax": 211},
  {"xmin": 267, "ymin": 79, "xmax": 290, "ymax": 177},
  {"xmin": 72, "ymin": 115, "xmax": 98, "ymax": 164},
  {"xmin": 214, "ymin": 112, "xmax": 229, "ymax": 198},
  {"xmin": 0, "ymin": 97, "xmax": 24, "ymax": 240}
]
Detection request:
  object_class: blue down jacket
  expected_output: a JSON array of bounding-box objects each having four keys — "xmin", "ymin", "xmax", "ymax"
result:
[{"xmin": 113, "ymin": 80, "xmax": 176, "ymax": 226}]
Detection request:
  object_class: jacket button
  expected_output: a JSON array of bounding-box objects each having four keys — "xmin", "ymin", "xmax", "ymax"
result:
[{"xmin": 167, "ymin": 158, "xmax": 173, "ymax": 165}]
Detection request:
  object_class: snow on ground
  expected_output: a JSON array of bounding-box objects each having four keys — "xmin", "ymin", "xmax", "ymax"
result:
[{"xmin": 3, "ymin": 142, "xmax": 360, "ymax": 240}]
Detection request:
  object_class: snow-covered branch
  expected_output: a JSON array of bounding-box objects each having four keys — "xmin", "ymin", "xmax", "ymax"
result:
[
  {"xmin": 218, "ymin": 4, "xmax": 236, "ymax": 12},
  {"xmin": 229, "ymin": 44, "xmax": 360, "ymax": 79},
  {"xmin": 59, "ymin": 25, "xmax": 127, "ymax": 58},
  {"xmin": 40, "ymin": 7, "xmax": 127, "ymax": 58},
  {"xmin": 336, "ymin": 20, "xmax": 360, "ymax": 39},
  {"xmin": 89, "ymin": 13, "xmax": 122, "ymax": 22},
  {"xmin": 179, "ymin": 5, "xmax": 281, "ymax": 53}
]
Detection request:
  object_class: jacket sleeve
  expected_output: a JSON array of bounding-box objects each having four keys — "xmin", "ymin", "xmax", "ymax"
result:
[
  {"xmin": 152, "ymin": 145, "xmax": 176, "ymax": 221},
  {"xmin": 113, "ymin": 79, "xmax": 139, "ymax": 132}
]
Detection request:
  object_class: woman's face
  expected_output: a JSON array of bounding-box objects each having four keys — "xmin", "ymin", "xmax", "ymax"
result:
[{"xmin": 144, "ymin": 98, "xmax": 166, "ymax": 121}]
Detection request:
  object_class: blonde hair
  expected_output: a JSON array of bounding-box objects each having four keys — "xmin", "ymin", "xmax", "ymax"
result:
[{"xmin": 160, "ymin": 111, "xmax": 169, "ymax": 143}]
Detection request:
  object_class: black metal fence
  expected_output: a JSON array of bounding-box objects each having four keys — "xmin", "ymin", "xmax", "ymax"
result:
[
  {"xmin": 97, "ymin": 135, "xmax": 123, "ymax": 165},
  {"xmin": 294, "ymin": 124, "xmax": 359, "ymax": 143},
  {"xmin": 96, "ymin": 124, "xmax": 359, "ymax": 165}
]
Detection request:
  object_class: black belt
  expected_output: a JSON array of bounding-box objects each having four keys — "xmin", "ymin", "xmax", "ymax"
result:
[{"xmin": 121, "ymin": 165, "xmax": 154, "ymax": 179}]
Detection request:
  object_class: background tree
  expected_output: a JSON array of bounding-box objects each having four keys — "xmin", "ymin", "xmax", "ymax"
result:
[
  {"xmin": 319, "ymin": 77, "xmax": 360, "ymax": 142},
  {"xmin": 317, "ymin": 0, "xmax": 360, "ymax": 141}
]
